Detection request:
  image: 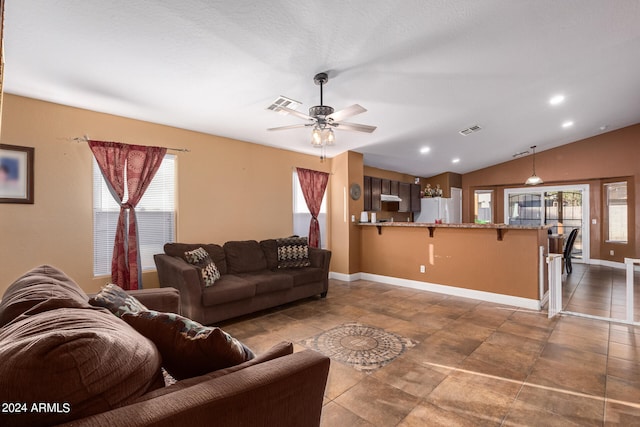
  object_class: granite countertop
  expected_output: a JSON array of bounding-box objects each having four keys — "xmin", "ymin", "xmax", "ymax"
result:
[{"xmin": 358, "ymin": 222, "xmax": 551, "ymax": 230}]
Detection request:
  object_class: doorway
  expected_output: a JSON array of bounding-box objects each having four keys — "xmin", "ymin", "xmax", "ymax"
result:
[{"xmin": 504, "ymin": 184, "xmax": 589, "ymax": 263}]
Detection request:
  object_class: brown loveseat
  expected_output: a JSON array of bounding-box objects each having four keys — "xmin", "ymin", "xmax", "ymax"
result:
[
  {"xmin": 0, "ymin": 265, "xmax": 330, "ymax": 427},
  {"xmin": 154, "ymin": 239, "xmax": 332, "ymax": 325}
]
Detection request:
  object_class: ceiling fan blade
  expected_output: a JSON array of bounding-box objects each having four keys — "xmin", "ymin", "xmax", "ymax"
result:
[
  {"xmin": 333, "ymin": 121, "xmax": 377, "ymax": 133},
  {"xmin": 267, "ymin": 123, "xmax": 312, "ymax": 131},
  {"xmin": 327, "ymin": 104, "xmax": 367, "ymax": 122},
  {"xmin": 273, "ymin": 105, "xmax": 315, "ymax": 121}
]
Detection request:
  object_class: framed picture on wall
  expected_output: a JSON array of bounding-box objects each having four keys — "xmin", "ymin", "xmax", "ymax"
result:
[{"xmin": 0, "ymin": 144, "xmax": 34, "ymax": 204}]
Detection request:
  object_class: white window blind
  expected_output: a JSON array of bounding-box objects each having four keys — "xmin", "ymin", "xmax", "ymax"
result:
[
  {"xmin": 292, "ymin": 171, "xmax": 327, "ymax": 249},
  {"xmin": 605, "ymin": 181, "xmax": 628, "ymax": 243},
  {"xmin": 93, "ymin": 154, "xmax": 176, "ymax": 276}
]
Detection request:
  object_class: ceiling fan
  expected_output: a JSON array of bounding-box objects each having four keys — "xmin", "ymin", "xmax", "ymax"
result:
[{"xmin": 267, "ymin": 72, "xmax": 376, "ymax": 150}]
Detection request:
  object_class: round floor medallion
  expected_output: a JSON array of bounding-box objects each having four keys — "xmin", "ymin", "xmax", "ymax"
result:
[{"xmin": 301, "ymin": 322, "xmax": 416, "ymax": 372}]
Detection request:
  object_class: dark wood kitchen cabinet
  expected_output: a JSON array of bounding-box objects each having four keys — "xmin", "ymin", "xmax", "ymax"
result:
[
  {"xmin": 398, "ymin": 182, "xmax": 411, "ymax": 212},
  {"xmin": 390, "ymin": 180, "xmax": 399, "ymax": 196},
  {"xmin": 363, "ymin": 176, "xmax": 372, "ymax": 211},
  {"xmin": 410, "ymin": 183, "xmax": 422, "ymax": 212},
  {"xmin": 370, "ymin": 177, "xmax": 382, "ymax": 211},
  {"xmin": 381, "ymin": 179, "xmax": 391, "ymax": 195}
]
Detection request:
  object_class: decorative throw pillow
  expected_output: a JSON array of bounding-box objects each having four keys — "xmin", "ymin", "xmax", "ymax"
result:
[
  {"xmin": 184, "ymin": 247, "xmax": 221, "ymax": 286},
  {"xmin": 122, "ymin": 310, "xmax": 255, "ymax": 380},
  {"xmin": 88, "ymin": 283, "xmax": 148, "ymax": 317},
  {"xmin": 276, "ymin": 236, "xmax": 311, "ymax": 269}
]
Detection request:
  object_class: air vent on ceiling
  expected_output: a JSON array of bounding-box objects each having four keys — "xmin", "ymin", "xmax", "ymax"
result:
[
  {"xmin": 266, "ymin": 96, "xmax": 301, "ymax": 114},
  {"xmin": 512, "ymin": 150, "xmax": 530, "ymax": 158},
  {"xmin": 459, "ymin": 124, "xmax": 482, "ymax": 136}
]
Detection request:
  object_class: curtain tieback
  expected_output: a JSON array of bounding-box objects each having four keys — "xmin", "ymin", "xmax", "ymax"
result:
[{"xmin": 120, "ymin": 202, "xmax": 134, "ymax": 209}]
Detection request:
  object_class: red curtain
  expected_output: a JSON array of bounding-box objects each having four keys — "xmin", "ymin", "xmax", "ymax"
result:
[
  {"xmin": 89, "ymin": 141, "xmax": 167, "ymax": 290},
  {"xmin": 296, "ymin": 167, "xmax": 329, "ymax": 248}
]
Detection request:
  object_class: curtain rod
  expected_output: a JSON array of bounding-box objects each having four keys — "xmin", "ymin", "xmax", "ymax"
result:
[{"xmin": 71, "ymin": 136, "xmax": 191, "ymax": 153}]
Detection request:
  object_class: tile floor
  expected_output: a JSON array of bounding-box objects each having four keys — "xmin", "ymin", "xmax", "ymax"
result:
[{"xmin": 220, "ymin": 264, "xmax": 640, "ymax": 426}]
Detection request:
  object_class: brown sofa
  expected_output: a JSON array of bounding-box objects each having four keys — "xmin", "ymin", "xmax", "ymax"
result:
[
  {"xmin": 154, "ymin": 239, "xmax": 332, "ymax": 325},
  {"xmin": 0, "ymin": 265, "xmax": 330, "ymax": 427}
]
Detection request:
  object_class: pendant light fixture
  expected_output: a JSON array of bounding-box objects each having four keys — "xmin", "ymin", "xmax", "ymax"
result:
[{"xmin": 525, "ymin": 145, "xmax": 543, "ymax": 185}]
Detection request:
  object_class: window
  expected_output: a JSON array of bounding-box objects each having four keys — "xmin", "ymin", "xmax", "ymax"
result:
[
  {"xmin": 93, "ymin": 154, "xmax": 176, "ymax": 276},
  {"xmin": 474, "ymin": 190, "xmax": 493, "ymax": 224},
  {"xmin": 292, "ymin": 171, "xmax": 327, "ymax": 248},
  {"xmin": 604, "ymin": 181, "xmax": 627, "ymax": 243}
]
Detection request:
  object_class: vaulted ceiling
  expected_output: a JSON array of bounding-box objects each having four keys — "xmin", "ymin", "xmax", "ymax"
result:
[{"xmin": 5, "ymin": 1, "xmax": 640, "ymax": 176}]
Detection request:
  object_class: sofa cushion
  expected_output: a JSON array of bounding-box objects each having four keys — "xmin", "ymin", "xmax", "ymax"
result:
[
  {"xmin": 224, "ymin": 240, "xmax": 268, "ymax": 273},
  {"xmin": 164, "ymin": 243, "xmax": 227, "ymax": 275},
  {"xmin": 238, "ymin": 271, "xmax": 294, "ymax": 295},
  {"xmin": 259, "ymin": 238, "xmax": 279, "ymax": 270},
  {"xmin": 0, "ymin": 307, "xmax": 162, "ymax": 427},
  {"xmin": 122, "ymin": 310, "xmax": 254, "ymax": 380},
  {"xmin": 184, "ymin": 247, "xmax": 221, "ymax": 287},
  {"xmin": 0, "ymin": 264, "xmax": 93, "ymax": 327},
  {"xmin": 283, "ymin": 267, "xmax": 326, "ymax": 287},
  {"xmin": 88, "ymin": 283, "xmax": 148, "ymax": 317},
  {"xmin": 201, "ymin": 275, "xmax": 256, "ymax": 306},
  {"xmin": 277, "ymin": 236, "xmax": 312, "ymax": 269}
]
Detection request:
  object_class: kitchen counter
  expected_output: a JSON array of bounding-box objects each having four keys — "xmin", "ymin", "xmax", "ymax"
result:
[
  {"xmin": 359, "ymin": 221, "xmax": 549, "ymax": 229},
  {"xmin": 359, "ymin": 221, "xmax": 551, "ymax": 240},
  {"xmin": 357, "ymin": 221, "xmax": 551, "ymax": 309}
]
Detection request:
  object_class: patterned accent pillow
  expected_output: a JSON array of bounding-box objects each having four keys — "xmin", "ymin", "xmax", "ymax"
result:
[
  {"xmin": 276, "ymin": 236, "xmax": 311, "ymax": 269},
  {"xmin": 88, "ymin": 283, "xmax": 148, "ymax": 317},
  {"xmin": 122, "ymin": 310, "xmax": 255, "ymax": 380},
  {"xmin": 184, "ymin": 247, "xmax": 221, "ymax": 287}
]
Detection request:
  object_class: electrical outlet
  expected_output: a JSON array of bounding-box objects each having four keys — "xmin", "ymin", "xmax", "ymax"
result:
[
  {"xmin": 592, "ymin": 218, "xmax": 597, "ymax": 225},
  {"xmin": 420, "ymin": 265, "xmax": 426, "ymax": 273},
  {"xmin": 610, "ymin": 250, "xmax": 615, "ymax": 256}
]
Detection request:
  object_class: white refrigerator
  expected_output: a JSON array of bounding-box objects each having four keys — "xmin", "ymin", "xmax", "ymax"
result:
[{"xmin": 415, "ymin": 192, "xmax": 462, "ymax": 224}]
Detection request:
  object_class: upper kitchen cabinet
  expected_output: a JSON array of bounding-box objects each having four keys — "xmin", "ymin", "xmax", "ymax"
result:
[
  {"xmin": 363, "ymin": 176, "xmax": 372, "ymax": 211},
  {"xmin": 381, "ymin": 179, "xmax": 391, "ymax": 195},
  {"xmin": 410, "ymin": 184, "xmax": 422, "ymax": 212},
  {"xmin": 370, "ymin": 177, "xmax": 382, "ymax": 211},
  {"xmin": 398, "ymin": 182, "xmax": 411, "ymax": 212}
]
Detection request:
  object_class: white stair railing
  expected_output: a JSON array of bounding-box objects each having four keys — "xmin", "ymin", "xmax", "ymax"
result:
[
  {"xmin": 625, "ymin": 258, "xmax": 640, "ymax": 324},
  {"xmin": 547, "ymin": 254, "xmax": 563, "ymax": 318}
]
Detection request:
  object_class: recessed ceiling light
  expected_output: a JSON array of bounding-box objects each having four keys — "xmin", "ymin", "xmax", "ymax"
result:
[
  {"xmin": 452, "ymin": 158, "xmax": 460, "ymax": 164},
  {"xmin": 562, "ymin": 120, "xmax": 574, "ymax": 128},
  {"xmin": 599, "ymin": 125, "xmax": 608, "ymax": 131},
  {"xmin": 549, "ymin": 94, "xmax": 565, "ymax": 105},
  {"xmin": 419, "ymin": 147, "xmax": 431, "ymax": 154}
]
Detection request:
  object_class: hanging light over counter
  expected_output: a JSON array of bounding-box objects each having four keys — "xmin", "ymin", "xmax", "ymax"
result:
[{"xmin": 525, "ymin": 145, "xmax": 543, "ymax": 185}]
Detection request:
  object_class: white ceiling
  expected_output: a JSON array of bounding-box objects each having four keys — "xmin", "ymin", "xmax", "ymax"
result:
[{"xmin": 5, "ymin": 1, "xmax": 640, "ymax": 176}]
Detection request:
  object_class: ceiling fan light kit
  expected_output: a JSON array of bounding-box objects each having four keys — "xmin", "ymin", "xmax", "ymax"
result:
[{"xmin": 268, "ymin": 72, "xmax": 376, "ymax": 159}]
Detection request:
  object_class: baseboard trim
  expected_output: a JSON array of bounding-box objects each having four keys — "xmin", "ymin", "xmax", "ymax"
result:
[
  {"xmin": 329, "ymin": 271, "xmax": 362, "ymax": 282},
  {"xmin": 357, "ymin": 273, "xmax": 542, "ymax": 310}
]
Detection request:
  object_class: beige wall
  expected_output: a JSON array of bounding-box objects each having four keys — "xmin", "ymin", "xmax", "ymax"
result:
[
  {"xmin": 462, "ymin": 124, "xmax": 640, "ymax": 263},
  {"xmin": 330, "ymin": 150, "xmax": 364, "ymax": 275},
  {"xmin": 0, "ymin": 95, "xmax": 331, "ymax": 295}
]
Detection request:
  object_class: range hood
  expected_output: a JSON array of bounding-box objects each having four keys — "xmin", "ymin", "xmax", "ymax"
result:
[{"xmin": 381, "ymin": 194, "xmax": 402, "ymax": 202}]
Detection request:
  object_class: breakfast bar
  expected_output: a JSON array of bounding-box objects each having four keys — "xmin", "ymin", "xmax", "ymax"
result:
[{"xmin": 358, "ymin": 222, "xmax": 551, "ymax": 309}]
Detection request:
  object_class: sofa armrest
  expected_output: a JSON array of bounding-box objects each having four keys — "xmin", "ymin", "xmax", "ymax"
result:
[
  {"xmin": 59, "ymin": 350, "xmax": 330, "ymax": 427},
  {"xmin": 153, "ymin": 254, "xmax": 204, "ymax": 323},
  {"xmin": 309, "ymin": 247, "xmax": 331, "ymax": 296},
  {"xmin": 308, "ymin": 247, "xmax": 331, "ymax": 270},
  {"xmin": 127, "ymin": 287, "xmax": 181, "ymax": 314}
]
